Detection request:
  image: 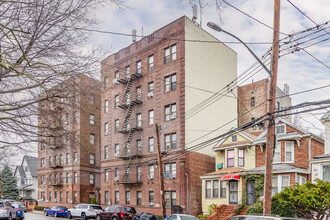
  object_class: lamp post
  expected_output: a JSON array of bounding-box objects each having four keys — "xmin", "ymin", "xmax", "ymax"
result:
[{"xmin": 207, "ymin": 22, "xmax": 273, "ymax": 77}]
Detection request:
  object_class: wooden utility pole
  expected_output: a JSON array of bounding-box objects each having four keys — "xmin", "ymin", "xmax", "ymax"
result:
[
  {"xmin": 264, "ymin": 0, "xmax": 281, "ymax": 214},
  {"xmin": 155, "ymin": 123, "xmax": 166, "ymax": 218}
]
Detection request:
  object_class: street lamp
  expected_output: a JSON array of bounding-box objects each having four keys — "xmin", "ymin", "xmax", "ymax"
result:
[{"xmin": 207, "ymin": 22, "xmax": 273, "ymax": 77}]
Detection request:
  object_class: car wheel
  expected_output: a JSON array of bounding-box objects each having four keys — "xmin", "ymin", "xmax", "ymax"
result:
[
  {"xmin": 44, "ymin": 211, "xmax": 48, "ymax": 216},
  {"xmin": 96, "ymin": 215, "xmax": 102, "ymax": 220},
  {"xmin": 113, "ymin": 216, "xmax": 118, "ymax": 220},
  {"xmin": 67, "ymin": 212, "xmax": 72, "ymax": 219},
  {"xmin": 81, "ymin": 212, "xmax": 87, "ymax": 220}
]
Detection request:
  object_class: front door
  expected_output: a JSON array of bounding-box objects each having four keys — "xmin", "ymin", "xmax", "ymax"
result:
[
  {"xmin": 246, "ymin": 180, "xmax": 256, "ymax": 205},
  {"xmin": 229, "ymin": 180, "xmax": 238, "ymax": 204}
]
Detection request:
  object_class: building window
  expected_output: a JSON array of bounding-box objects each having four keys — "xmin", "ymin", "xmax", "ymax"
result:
[
  {"xmin": 285, "ymin": 141, "xmax": 294, "ymax": 162},
  {"xmin": 136, "ymin": 87, "xmax": 142, "ymax": 100},
  {"xmin": 251, "ymin": 97, "xmax": 255, "ymax": 107},
  {"xmin": 125, "ymin": 191, "xmax": 131, "ymax": 204},
  {"xmin": 148, "ymin": 82, "xmax": 154, "ymax": 94},
  {"xmin": 115, "ymin": 168, "xmax": 119, "ymax": 179},
  {"xmin": 115, "ymin": 120, "xmax": 119, "ymax": 133},
  {"xmin": 90, "ymin": 154, "xmax": 95, "ymax": 165},
  {"xmin": 60, "ymin": 173, "xmax": 63, "ymax": 184},
  {"xmin": 238, "ymin": 149, "xmax": 244, "ymax": 167},
  {"xmin": 66, "ymin": 173, "xmax": 69, "ymax": 184},
  {"xmin": 149, "ymin": 165, "xmax": 154, "ymax": 179},
  {"xmin": 74, "ymin": 152, "xmax": 78, "ymax": 163},
  {"xmin": 105, "ymin": 191, "xmax": 109, "ymax": 204},
  {"xmin": 65, "ymin": 113, "xmax": 69, "ymax": 124},
  {"xmin": 227, "ymin": 150, "xmax": 234, "ymax": 167},
  {"xmin": 41, "ymin": 158, "xmax": 45, "ymax": 168},
  {"xmin": 148, "ymin": 55, "xmax": 154, "ymax": 70},
  {"xmin": 164, "ymin": 74, "xmax": 176, "ymax": 93},
  {"xmin": 232, "ymin": 135, "xmax": 237, "ymax": 142},
  {"xmin": 297, "ymin": 175, "xmax": 306, "ymax": 185},
  {"xmin": 323, "ymin": 165, "xmax": 330, "ymax": 181},
  {"xmin": 149, "ymin": 110, "xmax": 154, "ymax": 125},
  {"xmin": 66, "ymin": 153, "xmax": 70, "ymax": 164},
  {"xmin": 104, "ymin": 146, "xmax": 109, "ymax": 159},
  {"xmin": 213, "ymin": 180, "xmax": 219, "ymax": 198},
  {"xmin": 220, "ymin": 181, "xmax": 226, "ymax": 198},
  {"xmin": 90, "ymin": 134, "xmax": 95, "ymax": 145},
  {"xmin": 90, "ymin": 114, "xmax": 95, "ymax": 125},
  {"xmin": 115, "ymin": 71, "xmax": 119, "ymax": 79},
  {"xmin": 274, "ymin": 142, "xmax": 281, "ymax": 163},
  {"xmin": 137, "ymin": 191, "xmax": 142, "ymax": 205},
  {"xmin": 89, "ymin": 174, "xmax": 95, "ymax": 184},
  {"xmin": 136, "ymin": 113, "xmax": 142, "ymax": 128},
  {"xmin": 164, "ymin": 163, "xmax": 176, "ymax": 178},
  {"xmin": 137, "ymin": 139, "xmax": 142, "ymax": 153},
  {"xmin": 74, "ymin": 92, "xmax": 78, "ymax": 102},
  {"xmin": 74, "ymin": 191, "xmax": 77, "ymax": 203},
  {"xmin": 164, "ymin": 44, "xmax": 176, "ymax": 64},
  {"xmin": 281, "ymin": 176, "xmax": 290, "ymax": 191},
  {"xmin": 149, "ymin": 137, "xmax": 154, "ymax": 152},
  {"xmin": 105, "ymin": 100, "xmax": 109, "ymax": 112},
  {"xmin": 54, "ymin": 155, "xmax": 58, "ymax": 165},
  {"xmin": 49, "ymin": 192, "xmax": 52, "ymax": 202},
  {"xmin": 41, "ymin": 191, "xmax": 45, "ymax": 201},
  {"xmin": 74, "ymin": 112, "xmax": 78, "ymax": 123},
  {"xmin": 104, "ymin": 122, "xmax": 109, "ymax": 135},
  {"xmin": 60, "ymin": 191, "xmax": 63, "ymax": 202},
  {"xmin": 165, "ymin": 191, "xmax": 177, "ymax": 207},
  {"xmin": 105, "ymin": 169, "xmax": 109, "ymax": 182},
  {"xmin": 115, "ymin": 96, "xmax": 119, "ymax": 109},
  {"xmin": 41, "ymin": 175, "xmax": 45, "ymax": 185},
  {"xmin": 137, "ymin": 166, "xmax": 142, "ymax": 180},
  {"xmin": 272, "ymin": 175, "xmax": 290, "ymax": 196},
  {"xmin": 66, "ymin": 191, "xmax": 69, "ymax": 203},
  {"xmin": 115, "ymin": 191, "xmax": 119, "ymax": 204},
  {"xmin": 136, "ymin": 61, "xmax": 141, "ymax": 74},
  {"xmin": 275, "ymin": 124, "xmax": 286, "ymax": 135},
  {"xmin": 149, "ymin": 191, "xmax": 154, "ymax": 206},
  {"xmin": 125, "ymin": 65, "xmax": 130, "ymax": 78},
  {"xmin": 90, "ymin": 94, "xmax": 95, "ymax": 105},
  {"xmin": 205, "ymin": 180, "xmax": 211, "ymax": 198},
  {"xmin": 104, "ymin": 77, "xmax": 109, "ymax": 89},
  {"xmin": 165, "ymin": 103, "xmax": 176, "ymax": 121},
  {"xmin": 165, "ymin": 133, "xmax": 176, "ymax": 150},
  {"xmin": 74, "ymin": 172, "xmax": 78, "ymax": 183},
  {"xmin": 115, "ymin": 144, "xmax": 119, "ymax": 157}
]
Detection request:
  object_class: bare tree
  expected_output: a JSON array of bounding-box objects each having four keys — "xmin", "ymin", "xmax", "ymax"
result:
[{"xmin": 0, "ymin": 0, "xmax": 123, "ymax": 146}]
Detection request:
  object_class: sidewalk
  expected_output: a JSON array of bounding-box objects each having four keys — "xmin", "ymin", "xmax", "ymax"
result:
[{"xmin": 31, "ymin": 210, "xmax": 44, "ymax": 215}]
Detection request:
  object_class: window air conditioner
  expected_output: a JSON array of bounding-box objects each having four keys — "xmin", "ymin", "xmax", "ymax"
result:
[
  {"xmin": 113, "ymin": 79, "xmax": 118, "ymax": 85},
  {"xmin": 114, "ymin": 176, "xmax": 119, "ymax": 182},
  {"xmin": 147, "ymin": 91, "xmax": 154, "ymax": 98},
  {"xmin": 148, "ymin": 174, "xmax": 154, "ymax": 180}
]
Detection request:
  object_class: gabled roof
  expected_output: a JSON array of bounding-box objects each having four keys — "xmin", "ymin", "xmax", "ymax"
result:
[
  {"xmin": 22, "ymin": 155, "xmax": 38, "ymax": 177},
  {"xmin": 243, "ymin": 163, "xmax": 309, "ymax": 174},
  {"xmin": 213, "ymin": 130, "xmax": 257, "ymax": 150},
  {"xmin": 14, "ymin": 165, "xmax": 25, "ymax": 177}
]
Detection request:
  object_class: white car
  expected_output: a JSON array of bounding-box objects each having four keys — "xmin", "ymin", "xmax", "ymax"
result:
[
  {"xmin": 0, "ymin": 200, "xmax": 17, "ymax": 220},
  {"xmin": 167, "ymin": 214, "xmax": 198, "ymax": 220},
  {"xmin": 67, "ymin": 204, "xmax": 103, "ymax": 220}
]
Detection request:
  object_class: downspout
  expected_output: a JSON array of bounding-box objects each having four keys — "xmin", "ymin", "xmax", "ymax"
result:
[
  {"xmin": 308, "ymin": 136, "xmax": 312, "ymax": 181},
  {"xmin": 185, "ymin": 172, "xmax": 189, "ymax": 214}
]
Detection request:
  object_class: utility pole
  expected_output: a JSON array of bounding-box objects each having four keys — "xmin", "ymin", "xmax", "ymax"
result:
[
  {"xmin": 263, "ymin": 0, "xmax": 281, "ymax": 214},
  {"xmin": 155, "ymin": 123, "xmax": 166, "ymax": 218}
]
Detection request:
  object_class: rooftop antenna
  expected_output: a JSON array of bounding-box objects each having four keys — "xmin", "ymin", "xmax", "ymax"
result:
[{"xmin": 132, "ymin": 29, "xmax": 137, "ymax": 42}]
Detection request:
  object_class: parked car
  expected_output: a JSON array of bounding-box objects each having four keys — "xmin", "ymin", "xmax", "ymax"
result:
[
  {"xmin": 44, "ymin": 206, "xmax": 68, "ymax": 217},
  {"xmin": 11, "ymin": 202, "xmax": 24, "ymax": 220},
  {"xmin": 20, "ymin": 198, "xmax": 37, "ymax": 204},
  {"xmin": 67, "ymin": 204, "xmax": 103, "ymax": 220},
  {"xmin": 229, "ymin": 215, "xmax": 309, "ymax": 220},
  {"xmin": 167, "ymin": 214, "xmax": 198, "ymax": 220},
  {"xmin": 0, "ymin": 200, "xmax": 18, "ymax": 220},
  {"xmin": 134, "ymin": 212, "xmax": 158, "ymax": 220},
  {"xmin": 96, "ymin": 205, "xmax": 136, "ymax": 220}
]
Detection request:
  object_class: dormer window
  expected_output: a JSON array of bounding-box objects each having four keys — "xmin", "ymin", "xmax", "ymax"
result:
[
  {"xmin": 232, "ymin": 135, "xmax": 237, "ymax": 143},
  {"xmin": 275, "ymin": 124, "xmax": 286, "ymax": 135}
]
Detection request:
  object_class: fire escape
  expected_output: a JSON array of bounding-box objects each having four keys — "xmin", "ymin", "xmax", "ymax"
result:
[{"xmin": 117, "ymin": 68, "xmax": 143, "ymax": 185}]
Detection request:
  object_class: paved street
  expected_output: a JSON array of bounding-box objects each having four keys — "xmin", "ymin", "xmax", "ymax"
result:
[{"xmin": 25, "ymin": 212, "xmax": 69, "ymax": 220}]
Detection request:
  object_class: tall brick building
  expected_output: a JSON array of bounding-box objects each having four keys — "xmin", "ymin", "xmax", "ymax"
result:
[
  {"xmin": 38, "ymin": 74, "xmax": 101, "ymax": 208},
  {"xmin": 100, "ymin": 16, "xmax": 237, "ymax": 216}
]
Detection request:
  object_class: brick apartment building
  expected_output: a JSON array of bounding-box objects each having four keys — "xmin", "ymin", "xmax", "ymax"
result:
[
  {"xmin": 100, "ymin": 16, "xmax": 238, "ymax": 216},
  {"xmin": 238, "ymin": 79, "xmax": 291, "ymax": 134},
  {"xmin": 38, "ymin": 74, "xmax": 101, "ymax": 208}
]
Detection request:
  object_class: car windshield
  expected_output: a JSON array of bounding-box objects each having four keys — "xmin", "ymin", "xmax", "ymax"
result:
[
  {"xmin": 180, "ymin": 216, "xmax": 198, "ymax": 220},
  {"xmin": 90, "ymin": 205, "xmax": 102, "ymax": 210},
  {"xmin": 57, "ymin": 206, "xmax": 67, "ymax": 210},
  {"xmin": 124, "ymin": 207, "xmax": 136, "ymax": 214}
]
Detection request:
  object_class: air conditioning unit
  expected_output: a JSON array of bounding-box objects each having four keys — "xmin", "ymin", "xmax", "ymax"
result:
[
  {"xmin": 148, "ymin": 174, "xmax": 154, "ymax": 180},
  {"xmin": 148, "ymin": 202, "xmax": 154, "ymax": 206},
  {"xmin": 170, "ymin": 114, "xmax": 176, "ymax": 120},
  {"xmin": 147, "ymin": 91, "xmax": 154, "ymax": 98},
  {"xmin": 113, "ymin": 79, "xmax": 118, "ymax": 85},
  {"xmin": 170, "ymin": 173, "xmax": 176, "ymax": 179},
  {"xmin": 114, "ymin": 176, "xmax": 119, "ymax": 182}
]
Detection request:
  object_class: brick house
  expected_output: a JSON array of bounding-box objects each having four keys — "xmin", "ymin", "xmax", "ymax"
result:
[
  {"xmin": 38, "ymin": 74, "xmax": 101, "ymax": 208},
  {"xmin": 100, "ymin": 16, "xmax": 238, "ymax": 216}
]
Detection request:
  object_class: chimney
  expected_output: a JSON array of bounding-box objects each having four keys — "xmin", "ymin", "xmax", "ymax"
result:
[{"xmin": 132, "ymin": 29, "xmax": 137, "ymax": 42}]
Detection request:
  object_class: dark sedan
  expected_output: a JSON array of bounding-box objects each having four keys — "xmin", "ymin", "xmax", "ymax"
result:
[
  {"xmin": 44, "ymin": 206, "xmax": 68, "ymax": 217},
  {"xmin": 96, "ymin": 205, "xmax": 136, "ymax": 220}
]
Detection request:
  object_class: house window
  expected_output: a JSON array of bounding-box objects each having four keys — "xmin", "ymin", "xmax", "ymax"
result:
[
  {"xmin": 89, "ymin": 154, "xmax": 95, "ymax": 165},
  {"xmin": 213, "ymin": 180, "xmax": 219, "ymax": 198},
  {"xmin": 104, "ymin": 77, "xmax": 109, "ymax": 89},
  {"xmin": 136, "ymin": 61, "xmax": 141, "ymax": 74},
  {"xmin": 272, "ymin": 175, "xmax": 290, "ymax": 196},
  {"xmin": 146, "ymin": 55, "xmax": 153, "ymax": 71},
  {"xmin": 205, "ymin": 180, "xmax": 211, "ymax": 198},
  {"xmin": 125, "ymin": 167, "xmax": 130, "ymax": 180},
  {"xmin": 238, "ymin": 149, "xmax": 244, "ymax": 167},
  {"xmin": 165, "ymin": 133, "xmax": 176, "ymax": 150},
  {"xmin": 74, "ymin": 152, "xmax": 78, "ymax": 163},
  {"xmin": 149, "ymin": 110, "xmax": 154, "ymax": 125},
  {"xmin": 74, "ymin": 172, "xmax": 78, "ymax": 183},
  {"xmin": 165, "ymin": 191, "xmax": 177, "ymax": 207},
  {"xmin": 149, "ymin": 137, "xmax": 154, "ymax": 152},
  {"xmin": 220, "ymin": 181, "xmax": 226, "ymax": 198},
  {"xmin": 297, "ymin": 175, "xmax": 306, "ymax": 185},
  {"xmin": 104, "ymin": 146, "xmax": 109, "ymax": 159},
  {"xmin": 115, "ymin": 191, "xmax": 119, "ymax": 204},
  {"xmin": 232, "ymin": 135, "xmax": 237, "ymax": 142},
  {"xmin": 41, "ymin": 175, "xmax": 45, "ymax": 185},
  {"xmin": 137, "ymin": 139, "xmax": 142, "ymax": 153},
  {"xmin": 66, "ymin": 173, "xmax": 69, "ymax": 184},
  {"xmin": 105, "ymin": 191, "xmax": 109, "ymax": 204},
  {"xmin": 125, "ymin": 191, "xmax": 131, "ymax": 204},
  {"xmin": 74, "ymin": 191, "xmax": 77, "ymax": 203},
  {"xmin": 90, "ymin": 114, "xmax": 95, "ymax": 125},
  {"xmin": 227, "ymin": 150, "xmax": 235, "ymax": 167},
  {"xmin": 148, "ymin": 82, "xmax": 154, "ymax": 93},
  {"xmin": 90, "ymin": 134, "xmax": 95, "ymax": 145},
  {"xmin": 90, "ymin": 94, "xmax": 95, "ymax": 105},
  {"xmin": 149, "ymin": 191, "xmax": 154, "ymax": 206},
  {"xmin": 164, "ymin": 163, "xmax": 176, "ymax": 178},
  {"xmin": 164, "ymin": 74, "xmax": 176, "ymax": 92},
  {"xmin": 165, "ymin": 103, "xmax": 176, "ymax": 121},
  {"xmin": 125, "ymin": 66, "xmax": 130, "ymax": 78},
  {"xmin": 136, "ymin": 113, "xmax": 142, "ymax": 128},
  {"xmin": 105, "ymin": 100, "xmax": 109, "ymax": 113},
  {"xmin": 281, "ymin": 176, "xmax": 290, "ymax": 191},
  {"xmin": 164, "ymin": 44, "xmax": 176, "ymax": 64},
  {"xmin": 251, "ymin": 97, "xmax": 255, "ymax": 107},
  {"xmin": 41, "ymin": 191, "xmax": 45, "ymax": 201},
  {"xmin": 115, "ymin": 120, "xmax": 119, "ymax": 133},
  {"xmin": 66, "ymin": 191, "xmax": 69, "ymax": 203},
  {"xmin": 105, "ymin": 169, "xmax": 109, "ymax": 182},
  {"xmin": 275, "ymin": 124, "xmax": 286, "ymax": 135},
  {"xmin": 74, "ymin": 112, "xmax": 78, "ymax": 123},
  {"xmin": 54, "ymin": 174, "xmax": 58, "ymax": 184},
  {"xmin": 137, "ymin": 166, "xmax": 142, "ymax": 180},
  {"xmin": 66, "ymin": 153, "xmax": 70, "ymax": 164},
  {"xmin": 48, "ymin": 174, "xmax": 52, "ymax": 185},
  {"xmin": 285, "ymin": 141, "xmax": 294, "ymax": 162},
  {"xmin": 89, "ymin": 174, "xmax": 95, "ymax": 184},
  {"xmin": 136, "ymin": 87, "xmax": 142, "ymax": 100},
  {"xmin": 104, "ymin": 122, "xmax": 109, "ymax": 135},
  {"xmin": 115, "ymin": 144, "xmax": 119, "ymax": 157},
  {"xmin": 274, "ymin": 142, "xmax": 281, "ymax": 163},
  {"xmin": 41, "ymin": 158, "xmax": 45, "ymax": 168},
  {"xmin": 149, "ymin": 165, "xmax": 154, "ymax": 179},
  {"xmin": 137, "ymin": 191, "xmax": 142, "ymax": 205},
  {"xmin": 115, "ymin": 96, "xmax": 119, "ymax": 109}
]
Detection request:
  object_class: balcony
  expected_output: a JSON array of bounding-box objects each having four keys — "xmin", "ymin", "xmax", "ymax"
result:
[
  {"xmin": 118, "ymin": 146, "xmax": 143, "ymax": 160},
  {"xmin": 117, "ymin": 71, "xmax": 142, "ymax": 85}
]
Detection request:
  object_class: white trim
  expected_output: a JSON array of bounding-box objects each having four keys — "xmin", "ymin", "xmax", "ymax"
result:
[{"xmin": 214, "ymin": 143, "xmax": 252, "ymax": 151}]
